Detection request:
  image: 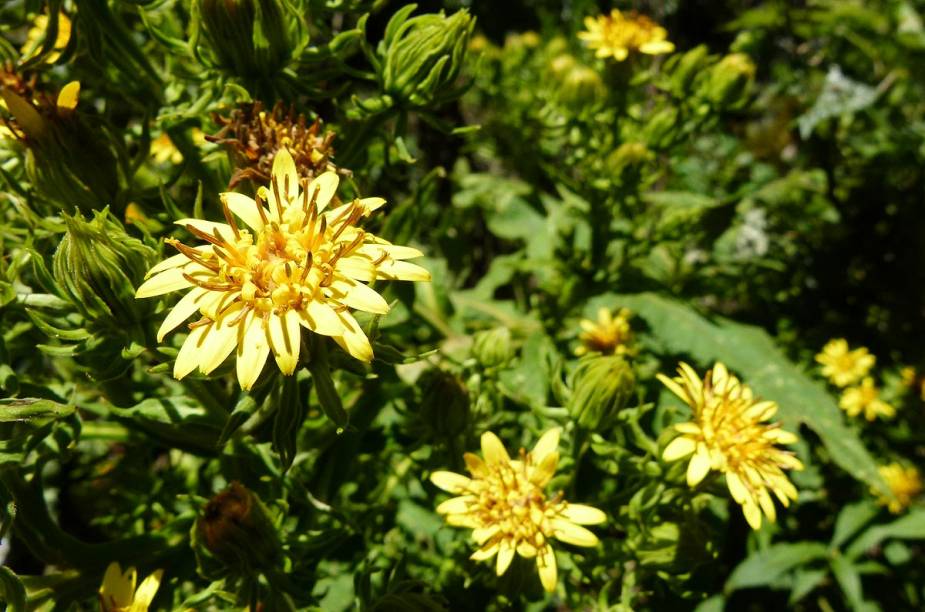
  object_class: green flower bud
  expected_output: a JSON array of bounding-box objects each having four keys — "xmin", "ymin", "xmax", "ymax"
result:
[
  {"xmin": 643, "ymin": 107, "xmax": 679, "ymax": 149},
  {"xmin": 195, "ymin": 482, "xmax": 281, "ymax": 574},
  {"xmin": 668, "ymin": 45, "xmax": 710, "ymax": 96},
  {"xmin": 608, "ymin": 142, "xmax": 652, "ymax": 174},
  {"xmin": 557, "ymin": 64, "xmax": 605, "ymax": 107},
  {"xmin": 703, "ymin": 53, "xmax": 756, "ymax": 109},
  {"xmin": 2, "ymin": 82, "xmax": 120, "ymax": 213},
  {"xmin": 53, "ymin": 209, "xmax": 155, "ymax": 328},
  {"xmin": 199, "ymin": 0, "xmax": 291, "ymax": 78},
  {"xmin": 471, "ymin": 327, "xmax": 514, "ymax": 369},
  {"xmin": 379, "ymin": 7, "xmax": 475, "ymax": 109},
  {"xmin": 567, "ymin": 355, "xmax": 635, "ymax": 431},
  {"xmin": 419, "ymin": 369, "xmax": 470, "ymax": 438}
]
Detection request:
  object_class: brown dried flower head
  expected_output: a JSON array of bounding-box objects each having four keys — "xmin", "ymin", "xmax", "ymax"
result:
[{"xmin": 208, "ymin": 101, "xmax": 338, "ymax": 189}]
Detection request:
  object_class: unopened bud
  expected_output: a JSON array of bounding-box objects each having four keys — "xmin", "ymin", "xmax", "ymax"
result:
[
  {"xmin": 471, "ymin": 327, "xmax": 513, "ymax": 369},
  {"xmin": 703, "ymin": 53, "xmax": 755, "ymax": 109},
  {"xmin": 196, "ymin": 482, "xmax": 281, "ymax": 573},
  {"xmin": 419, "ymin": 369, "xmax": 470, "ymax": 438},
  {"xmin": 200, "ymin": 0, "xmax": 291, "ymax": 78},
  {"xmin": 567, "ymin": 356, "xmax": 636, "ymax": 431},
  {"xmin": 53, "ymin": 209, "xmax": 155, "ymax": 328}
]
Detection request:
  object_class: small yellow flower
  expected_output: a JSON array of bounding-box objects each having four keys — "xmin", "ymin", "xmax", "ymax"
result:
[
  {"xmin": 839, "ymin": 377, "xmax": 895, "ymax": 421},
  {"xmin": 575, "ymin": 307, "xmax": 635, "ymax": 357},
  {"xmin": 22, "ymin": 13, "xmax": 72, "ymax": 63},
  {"xmin": 659, "ymin": 362, "xmax": 803, "ymax": 530},
  {"xmin": 430, "ymin": 429, "xmax": 606, "ymax": 592},
  {"xmin": 150, "ymin": 129, "xmax": 206, "ymax": 165},
  {"xmin": 900, "ymin": 366, "xmax": 916, "ymax": 388},
  {"xmin": 874, "ymin": 463, "xmax": 922, "ymax": 514},
  {"xmin": 578, "ymin": 10, "xmax": 675, "ymax": 62},
  {"xmin": 815, "ymin": 339, "xmax": 875, "ymax": 387},
  {"xmin": 98, "ymin": 562, "xmax": 163, "ymax": 612},
  {"xmin": 136, "ymin": 148, "xmax": 430, "ymax": 389}
]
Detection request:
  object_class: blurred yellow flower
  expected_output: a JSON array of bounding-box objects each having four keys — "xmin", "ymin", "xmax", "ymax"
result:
[
  {"xmin": 815, "ymin": 338, "xmax": 875, "ymax": 387},
  {"xmin": 136, "ymin": 148, "xmax": 430, "ymax": 389},
  {"xmin": 659, "ymin": 362, "xmax": 803, "ymax": 530},
  {"xmin": 575, "ymin": 307, "xmax": 635, "ymax": 357},
  {"xmin": 578, "ymin": 10, "xmax": 674, "ymax": 62},
  {"xmin": 150, "ymin": 129, "xmax": 206, "ymax": 165},
  {"xmin": 839, "ymin": 377, "xmax": 895, "ymax": 421},
  {"xmin": 874, "ymin": 463, "xmax": 922, "ymax": 514},
  {"xmin": 430, "ymin": 429, "xmax": 605, "ymax": 592},
  {"xmin": 22, "ymin": 13, "xmax": 72, "ymax": 63},
  {"xmin": 98, "ymin": 562, "xmax": 163, "ymax": 612}
]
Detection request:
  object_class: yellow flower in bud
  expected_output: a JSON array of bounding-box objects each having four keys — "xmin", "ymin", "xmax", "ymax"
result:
[
  {"xmin": 22, "ymin": 13, "xmax": 72, "ymax": 63},
  {"xmin": 839, "ymin": 377, "xmax": 895, "ymax": 421},
  {"xmin": 659, "ymin": 362, "xmax": 803, "ymax": 530},
  {"xmin": 136, "ymin": 148, "xmax": 430, "ymax": 389},
  {"xmin": 815, "ymin": 339, "xmax": 875, "ymax": 387},
  {"xmin": 874, "ymin": 463, "xmax": 922, "ymax": 514},
  {"xmin": 575, "ymin": 307, "xmax": 635, "ymax": 357},
  {"xmin": 98, "ymin": 562, "xmax": 163, "ymax": 612},
  {"xmin": 430, "ymin": 429, "xmax": 606, "ymax": 592},
  {"xmin": 578, "ymin": 10, "xmax": 675, "ymax": 62}
]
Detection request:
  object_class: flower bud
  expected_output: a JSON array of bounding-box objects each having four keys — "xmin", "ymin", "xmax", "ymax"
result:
[
  {"xmin": 196, "ymin": 482, "xmax": 281, "ymax": 573},
  {"xmin": 53, "ymin": 209, "xmax": 155, "ymax": 328},
  {"xmin": 419, "ymin": 369, "xmax": 470, "ymax": 438},
  {"xmin": 567, "ymin": 355, "xmax": 635, "ymax": 431},
  {"xmin": 471, "ymin": 327, "xmax": 513, "ymax": 369},
  {"xmin": 379, "ymin": 7, "xmax": 475, "ymax": 109},
  {"xmin": 2, "ymin": 78, "xmax": 119, "ymax": 212},
  {"xmin": 199, "ymin": 0, "xmax": 291, "ymax": 78},
  {"xmin": 556, "ymin": 63, "xmax": 605, "ymax": 107},
  {"xmin": 607, "ymin": 142, "xmax": 651, "ymax": 175},
  {"xmin": 703, "ymin": 53, "xmax": 755, "ymax": 109}
]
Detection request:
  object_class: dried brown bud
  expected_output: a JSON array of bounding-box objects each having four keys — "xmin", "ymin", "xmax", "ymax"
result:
[
  {"xmin": 208, "ymin": 101, "xmax": 340, "ymax": 189},
  {"xmin": 197, "ymin": 481, "xmax": 281, "ymax": 572}
]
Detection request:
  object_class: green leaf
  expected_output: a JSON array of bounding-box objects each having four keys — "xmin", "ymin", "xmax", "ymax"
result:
[
  {"xmin": 0, "ymin": 398, "xmax": 75, "ymax": 423},
  {"xmin": 831, "ymin": 501, "xmax": 880, "ymax": 550},
  {"xmin": 725, "ymin": 542, "xmax": 829, "ymax": 592},
  {"xmin": 0, "ymin": 566, "xmax": 26, "ymax": 612},
  {"xmin": 830, "ymin": 554, "xmax": 864, "ymax": 609},
  {"xmin": 846, "ymin": 509, "xmax": 925, "ymax": 560},
  {"xmin": 605, "ymin": 292, "xmax": 887, "ymax": 494}
]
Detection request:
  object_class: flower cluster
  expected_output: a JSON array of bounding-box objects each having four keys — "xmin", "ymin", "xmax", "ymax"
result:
[
  {"xmin": 659, "ymin": 362, "xmax": 803, "ymax": 530},
  {"xmin": 574, "ymin": 306, "xmax": 635, "ymax": 357},
  {"xmin": 815, "ymin": 339, "xmax": 895, "ymax": 421},
  {"xmin": 874, "ymin": 463, "xmax": 922, "ymax": 514},
  {"xmin": 136, "ymin": 148, "xmax": 429, "ymax": 389},
  {"xmin": 431, "ymin": 429, "xmax": 606, "ymax": 592},
  {"xmin": 578, "ymin": 10, "xmax": 674, "ymax": 62}
]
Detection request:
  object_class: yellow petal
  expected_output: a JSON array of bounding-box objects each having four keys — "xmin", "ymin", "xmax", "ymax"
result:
[
  {"xmin": 129, "ymin": 570, "xmax": 163, "ymax": 612},
  {"xmin": 99, "ymin": 562, "xmax": 135, "ymax": 608},
  {"xmin": 560, "ymin": 504, "xmax": 607, "ymax": 525},
  {"xmin": 0, "ymin": 89, "xmax": 45, "ymax": 138},
  {"xmin": 335, "ymin": 255, "xmax": 378, "ymax": 283},
  {"xmin": 174, "ymin": 324, "xmax": 209, "ymax": 379},
  {"xmin": 742, "ymin": 499, "xmax": 762, "ymax": 530},
  {"xmin": 470, "ymin": 542, "xmax": 499, "ymax": 561},
  {"xmin": 725, "ymin": 471, "xmax": 749, "ymax": 503},
  {"xmin": 332, "ymin": 311, "xmax": 373, "ymax": 362},
  {"xmin": 268, "ymin": 309, "xmax": 301, "ymax": 375},
  {"xmin": 221, "ymin": 192, "xmax": 265, "ymax": 231},
  {"xmin": 430, "ymin": 470, "xmax": 471, "ymax": 494},
  {"xmin": 357, "ymin": 243, "xmax": 424, "ymax": 261},
  {"xmin": 480, "ymin": 431, "xmax": 511, "ymax": 466},
  {"xmin": 56, "ymin": 81, "xmax": 80, "ymax": 112},
  {"xmin": 436, "ymin": 495, "xmax": 474, "ymax": 515},
  {"xmin": 496, "ymin": 539, "xmax": 515, "ymax": 576},
  {"xmin": 327, "ymin": 278, "xmax": 390, "ymax": 314},
  {"xmin": 272, "ymin": 148, "xmax": 300, "ymax": 203},
  {"xmin": 686, "ymin": 447, "xmax": 712, "ymax": 487},
  {"xmin": 529, "ymin": 450, "xmax": 559, "ymax": 487},
  {"xmin": 375, "ymin": 259, "xmax": 431, "ymax": 282},
  {"xmin": 662, "ymin": 435, "xmax": 696, "ymax": 462},
  {"xmin": 136, "ymin": 267, "xmax": 193, "ymax": 298},
  {"xmin": 531, "ymin": 427, "xmax": 561, "ymax": 465},
  {"xmin": 156, "ymin": 287, "xmax": 207, "ymax": 342},
  {"xmin": 472, "ymin": 525, "xmax": 499, "ymax": 545},
  {"xmin": 640, "ymin": 40, "xmax": 675, "ymax": 54},
  {"xmin": 236, "ymin": 312, "xmax": 269, "ymax": 390},
  {"xmin": 463, "ymin": 452, "xmax": 489, "ymax": 478},
  {"xmin": 198, "ymin": 311, "xmax": 241, "ymax": 374},
  {"xmin": 657, "ymin": 373, "xmax": 691, "ymax": 406},
  {"xmin": 550, "ymin": 518, "xmax": 599, "ymax": 547},
  {"xmin": 537, "ymin": 546, "xmax": 558, "ymax": 592},
  {"xmin": 359, "ymin": 196, "xmax": 386, "ymax": 212},
  {"xmin": 295, "ymin": 299, "xmax": 342, "ymax": 337},
  {"xmin": 307, "ymin": 171, "xmax": 339, "ymax": 213}
]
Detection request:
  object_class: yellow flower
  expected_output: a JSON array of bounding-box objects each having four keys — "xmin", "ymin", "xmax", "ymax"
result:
[
  {"xmin": 98, "ymin": 562, "xmax": 163, "ymax": 612},
  {"xmin": 874, "ymin": 463, "xmax": 922, "ymax": 514},
  {"xmin": 815, "ymin": 338, "xmax": 875, "ymax": 387},
  {"xmin": 135, "ymin": 148, "xmax": 430, "ymax": 389},
  {"xmin": 839, "ymin": 377, "xmax": 895, "ymax": 421},
  {"xmin": 22, "ymin": 13, "xmax": 72, "ymax": 63},
  {"xmin": 430, "ymin": 429, "xmax": 606, "ymax": 592},
  {"xmin": 150, "ymin": 129, "xmax": 206, "ymax": 165},
  {"xmin": 659, "ymin": 362, "xmax": 803, "ymax": 530},
  {"xmin": 578, "ymin": 10, "xmax": 675, "ymax": 62},
  {"xmin": 575, "ymin": 307, "xmax": 635, "ymax": 357}
]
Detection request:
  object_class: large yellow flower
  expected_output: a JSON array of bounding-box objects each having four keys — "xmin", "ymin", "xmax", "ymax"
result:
[
  {"xmin": 98, "ymin": 562, "xmax": 163, "ymax": 612},
  {"xmin": 575, "ymin": 306, "xmax": 635, "ymax": 357},
  {"xmin": 430, "ymin": 429, "xmax": 605, "ymax": 592},
  {"xmin": 578, "ymin": 10, "xmax": 675, "ymax": 62},
  {"xmin": 874, "ymin": 463, "xmax": 922, "ymax": 514},
  {"xmin": 839, "ymin": 377, "xmax": 895, "ymax": 421},
  {"xmin": 815, "ymin": 338, "xmax": 875, "ymax": 387},
  {"xmin": 659, "ymin": 362, "xmax": 803, "ymax": 530},
  {"xmin": 136, "ymin": 148, "xmax": 430, "ymax": 389}
]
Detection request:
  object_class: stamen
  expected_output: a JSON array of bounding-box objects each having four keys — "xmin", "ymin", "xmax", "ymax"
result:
[
  {"xmin": 185, "ymin": 224, "xmax": 225, "ymax": 247},
  {"xmin": 172, "ymin": 242, "xmax": 220, "ymax": 271},
  {"xmin": 220, "ymin": 195, "xmax": 241, "ymax": 239},
  {"xmin": 272, "ymin": 176, "xmax": 284, "ymax": 222},
  {"xmin": 254, "ymin": 192, "xmax": 269, "ymax": 225},
  {"xmin": 183, "ymin": 272, "xmax": 236, "ymax": 291},
  {"xmin": 300, "ymin": 252, "xmax": 314, "ymax": 281}
]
